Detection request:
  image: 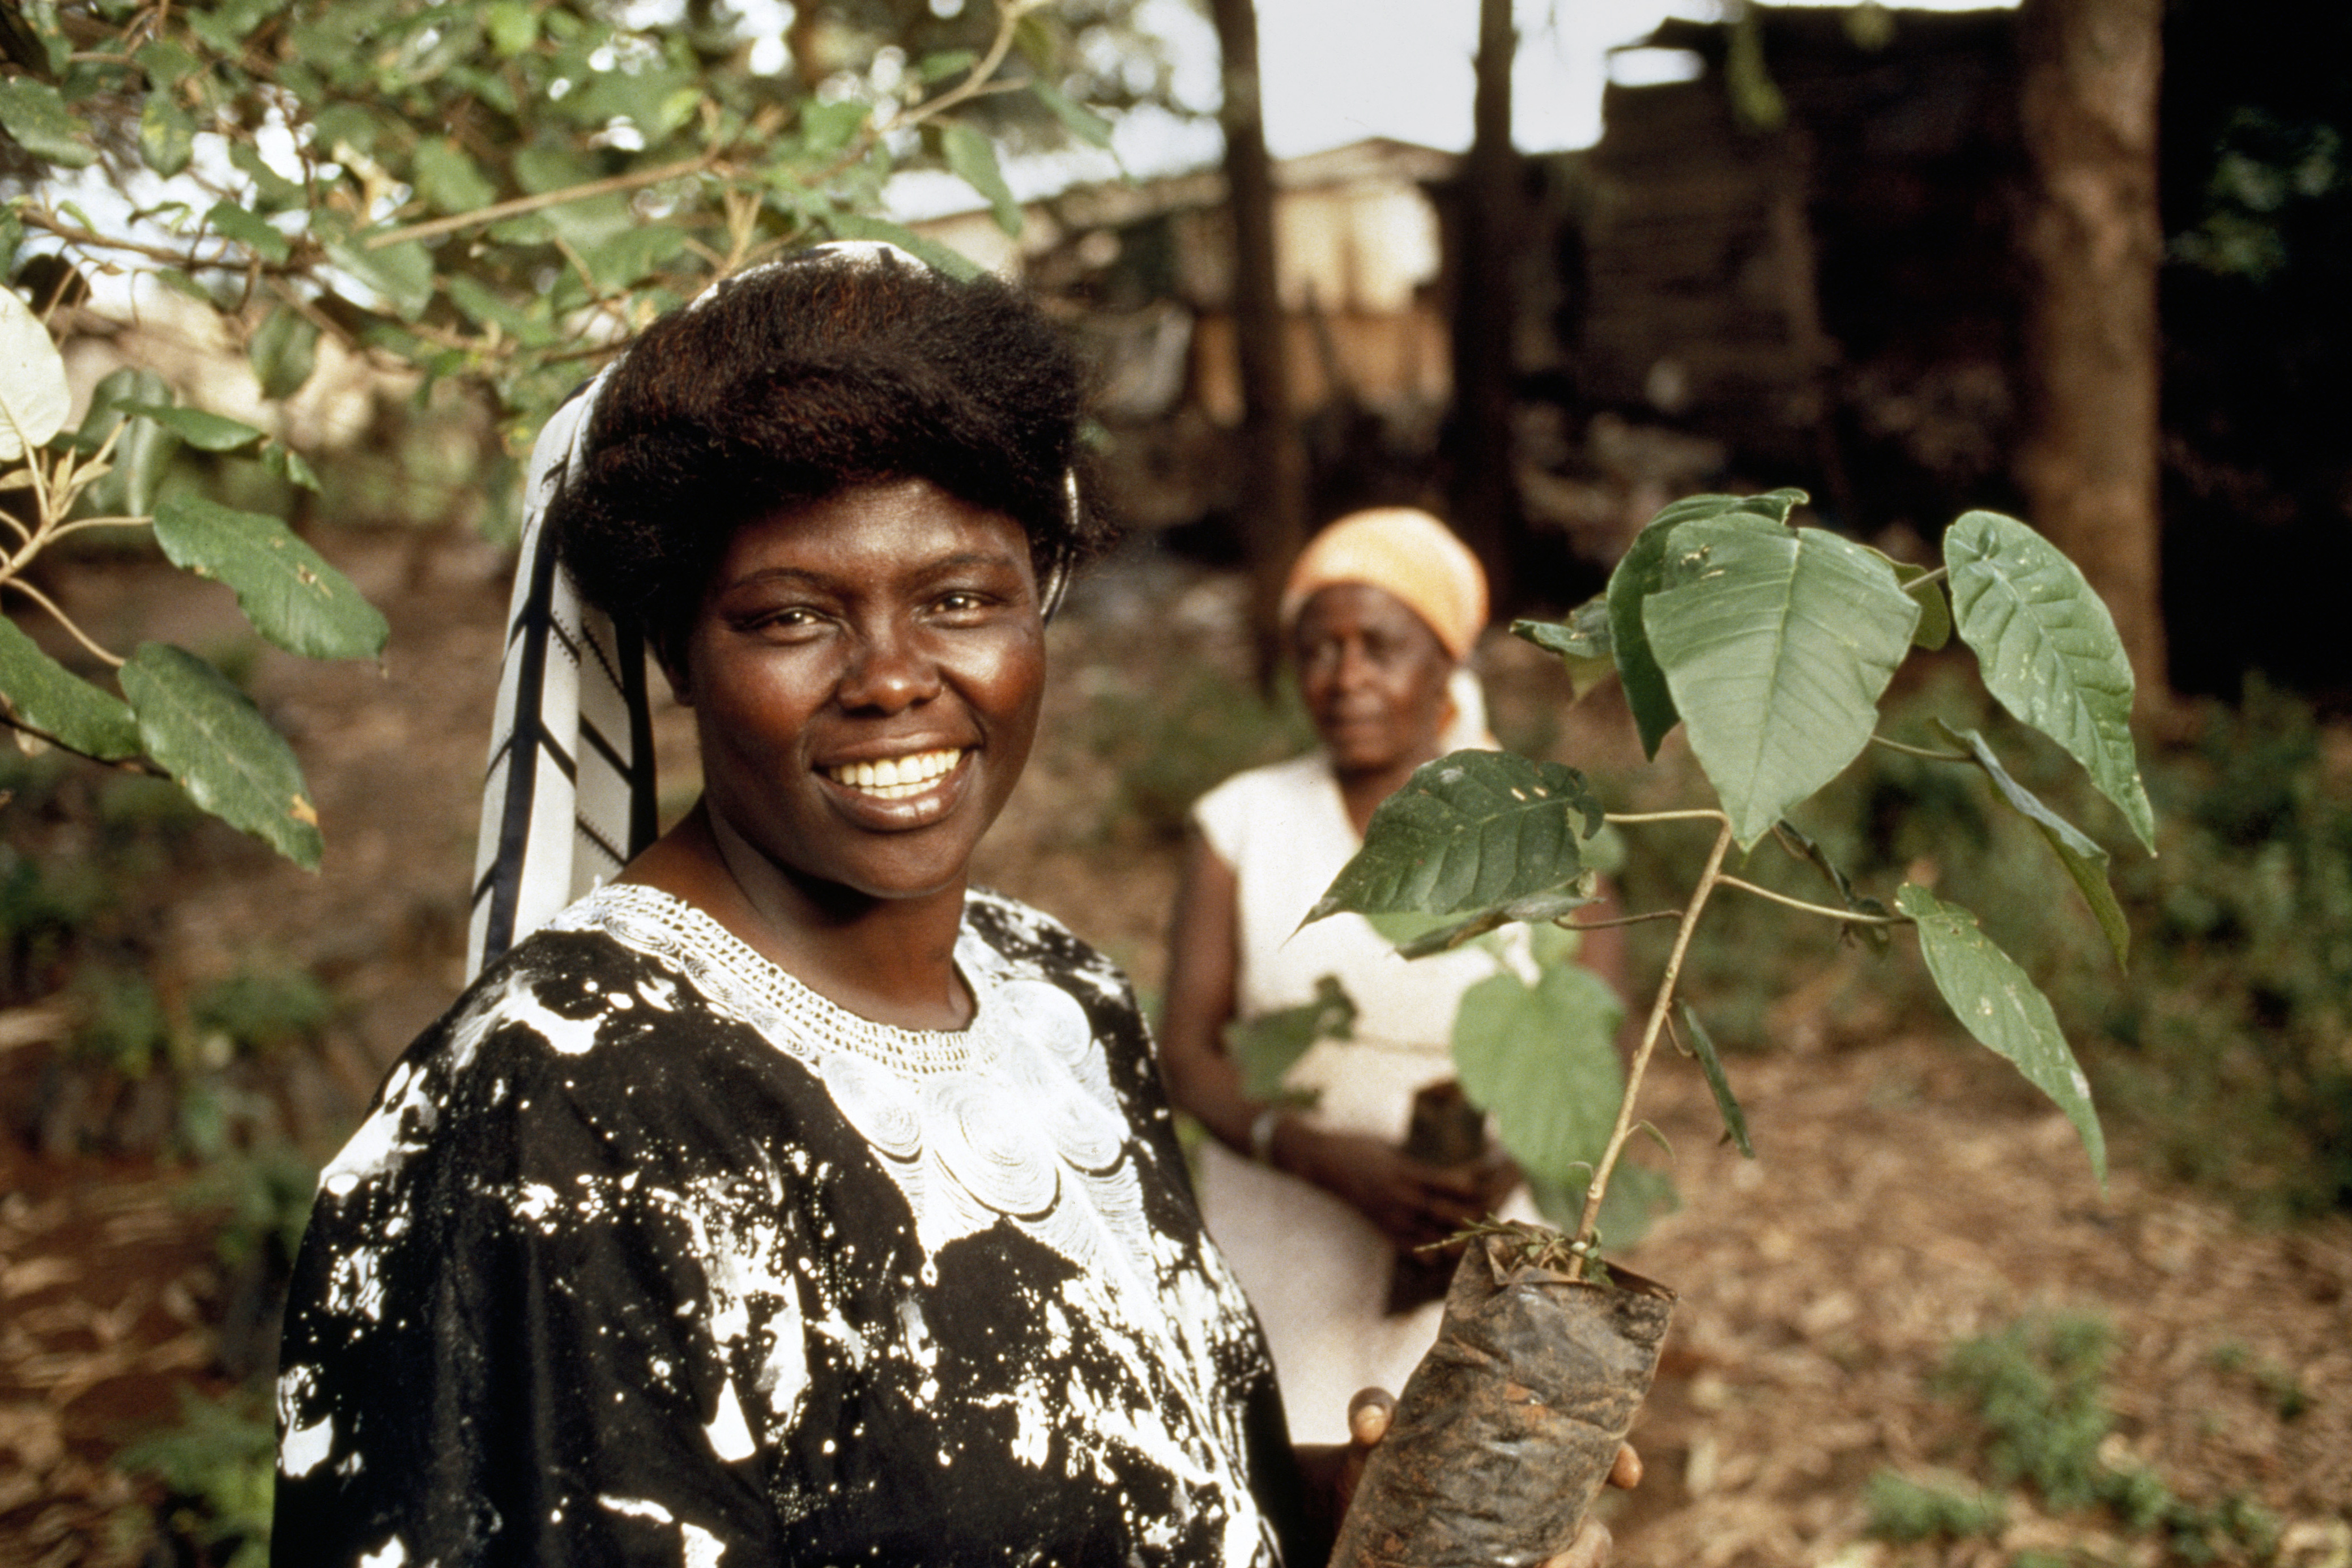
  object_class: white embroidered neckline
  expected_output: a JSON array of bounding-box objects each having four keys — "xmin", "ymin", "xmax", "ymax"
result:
[{"xmin": 551, "ymin": 881, "xmax": 1005, "ymax": 1077}]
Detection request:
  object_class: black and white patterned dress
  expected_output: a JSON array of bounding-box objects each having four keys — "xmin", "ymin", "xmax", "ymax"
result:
[{"xmin": 273, "ymin": 884, "xmax": 1306, "ymax": 1568}]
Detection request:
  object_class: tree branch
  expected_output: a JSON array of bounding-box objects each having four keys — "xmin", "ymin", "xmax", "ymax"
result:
[
  {"xmin": 1, "ymin": 579, "xmax": 125, "ymax": 668},
  {"xmin": 364, "ymin": 152, "xmax": 723, "ymax": 249}
]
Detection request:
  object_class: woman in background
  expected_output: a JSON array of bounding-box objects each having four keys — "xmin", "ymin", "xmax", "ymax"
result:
[{"xmin": 1160, "ymin": 509, "xmax": 1625, "ymax": 1446}]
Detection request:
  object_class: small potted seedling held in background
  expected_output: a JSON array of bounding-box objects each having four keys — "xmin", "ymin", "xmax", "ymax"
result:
[{"xmin": 1302, "ymin": 489, "xmax": 2149, "ymax": 1568}]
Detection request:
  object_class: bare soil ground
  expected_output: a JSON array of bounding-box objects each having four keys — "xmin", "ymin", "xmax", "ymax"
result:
[{"xmin": 3, "ymin": 526, "xmax": 2347, "ymax": 1566}]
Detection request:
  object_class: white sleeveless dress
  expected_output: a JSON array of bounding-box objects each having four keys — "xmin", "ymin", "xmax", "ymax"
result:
[{"xmin": 1191, "ymin": 753, "xmax": 1535, "ymax": 1445}]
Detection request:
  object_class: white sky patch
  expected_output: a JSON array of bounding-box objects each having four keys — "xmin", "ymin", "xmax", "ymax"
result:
[{"xmin": 356, "ymin": 1539, "xmax": 408, "ymax": 1568}]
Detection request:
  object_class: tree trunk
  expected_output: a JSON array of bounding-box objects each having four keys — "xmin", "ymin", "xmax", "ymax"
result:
[
  {"xmin": 1208, "ymin": 0, "xmax": 1311, "ymax": 683},
  {"xmin": 1447, "ymin": 0, "xmax": 1520, "ymax": 610},
  {"xmin": 2016, "ymin": 0, "xmax": 2167, "ymax": 708}
]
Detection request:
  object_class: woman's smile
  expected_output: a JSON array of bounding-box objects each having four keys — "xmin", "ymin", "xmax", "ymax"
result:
[{"xmin": 823, "ymin": 746, "xmax": 966, "ymax": 800}]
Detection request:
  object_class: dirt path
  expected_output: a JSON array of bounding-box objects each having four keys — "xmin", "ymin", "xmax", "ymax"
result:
[{"xmin": 3, "ymin": 527, "xmax": 2346, "ymax": 1565}]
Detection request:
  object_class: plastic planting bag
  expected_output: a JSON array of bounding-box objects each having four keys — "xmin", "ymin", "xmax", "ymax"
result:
[{"xmin": 1334, "ymin": 1227, "xmax": 1675, "ymax": 1568}]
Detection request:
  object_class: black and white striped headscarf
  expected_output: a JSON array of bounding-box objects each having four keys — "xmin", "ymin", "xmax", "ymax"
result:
[{"xmin": 467, "ymin": 244, "xmax": 1075, "ymax": 978}]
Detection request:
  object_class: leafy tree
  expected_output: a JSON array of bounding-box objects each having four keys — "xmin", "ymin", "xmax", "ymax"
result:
[{"xmin": 0, "ymin": 0, "xmax": 1143, "ymax": 864}]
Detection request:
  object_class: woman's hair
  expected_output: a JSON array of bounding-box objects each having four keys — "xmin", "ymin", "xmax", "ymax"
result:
[{"xmin": 549, "ymin": 246, "xmax": 1104, "ymax": 639}]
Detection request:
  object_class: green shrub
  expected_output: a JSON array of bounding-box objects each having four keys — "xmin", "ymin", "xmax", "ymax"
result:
[
  {"xmin": 118, "ymin": 1385, "xmax": 275, "ymax": 1568},
  {"xmin": 1863, "ymin": 1469, "xmax": 2008, "ymax": 1543},
  {"xmin": 1929, "ymin": 1312, "xmax": 2279, "ymax": 1562},
  {"xmin": 1086, "ymin": 663, "xmax": 1315, "ymax": 840}
]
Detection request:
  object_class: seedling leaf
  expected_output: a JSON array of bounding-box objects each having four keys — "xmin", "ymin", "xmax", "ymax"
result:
[
  {"xmin": 1391, "ymin": 882, "xmax": 1601, "ymax": 959},
  {"xmin": 1897, "ymin": 883, "xmax": 2105, "ymax": 1184},
  {"xmin": 1225, "ymin": 973, "xmax": 1355, "ymax": 1102},
  {"xmin": 151, "ymin": 496, "xmax": 389, "ymax": 662},
  {"xmin": 0, "ymin": 617, "xmax": 139, "ymax": 760},
  {"xmin": 1512, "ymin": 594, "xmax": 1615, "ymax": 701},
  {"xmin": 1306, "ymin": 751, "xmax": 1605, "ymax": 924},
  {"xmin": 1936, "ymin": 722, "xmax": 2129, "ymax": 968},
  {"xmin": 1644, "ymin": 521, "xmax": 1919, "ymax": 848},
  {"xmin": 121, "ymin": 644, "xmax": 322, "ymax": 868},
  {"xmin": 1605, "ymin": 489, "xmax": 1806, "ymax": 757},
  {"xmin": 1452, "ymin": 962, "xmax": 1625, "ymax": 1192},
  {"xmin": 1680, "ymin": 1004, "xmax": 1753, "ymax": 1157},
  {"xmin": 1944, "ymin": 510, "xmax": 2154, "ymax": 851}
]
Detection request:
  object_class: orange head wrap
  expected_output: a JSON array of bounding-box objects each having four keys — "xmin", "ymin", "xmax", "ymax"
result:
[{"xmin": 1277, "ymin": 508, "xmax": 1489, "ymax": 662}]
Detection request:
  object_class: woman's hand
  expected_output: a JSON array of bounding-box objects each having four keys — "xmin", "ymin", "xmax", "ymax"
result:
[
  {"xmin": 1277, "ymin": 1126, "xmax": 1502, "ymax": 1252},
  {"xmin": 1332, "ymin": 1389, "xmax": 1642, "ymax": 1568}
]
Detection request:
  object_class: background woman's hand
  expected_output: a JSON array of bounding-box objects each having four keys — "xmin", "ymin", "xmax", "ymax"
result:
[{"xmin": 1285, "ymin": 1127, "xmax": 1492, "ymax": 1251}]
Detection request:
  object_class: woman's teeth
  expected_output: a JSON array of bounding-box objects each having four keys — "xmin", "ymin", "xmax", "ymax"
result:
[{"xmin": 826, "ymin": 748, "xmax": 962, "ymax": 799}]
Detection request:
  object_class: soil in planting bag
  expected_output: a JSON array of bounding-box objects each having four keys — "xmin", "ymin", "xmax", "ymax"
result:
[
  {"xmin": 1387, "ymin": 1080, "xmax": 1492, "ymax": 1316},
  {"xmin": 1333, "ymin": 1230, "xmax": 1676, "ymax": 1568}
]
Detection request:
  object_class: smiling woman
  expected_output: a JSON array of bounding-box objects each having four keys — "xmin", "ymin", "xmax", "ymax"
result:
[
  {"xmin": 267, "ymin": 246, "xmax": 1629, "ymax": 1568},
  {"xmin": 264, "ymin": 246, "xmax": 1326, "ymax": 1568}
]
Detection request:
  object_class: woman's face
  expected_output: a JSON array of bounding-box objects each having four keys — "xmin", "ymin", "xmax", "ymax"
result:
[
  {"xmin": 670, "ymin": 478, "xmax": 1045, "ymax": 902},
  {"xmin": 1292, "ymin": 582, "xmax": 1455, "ymax": 778}
]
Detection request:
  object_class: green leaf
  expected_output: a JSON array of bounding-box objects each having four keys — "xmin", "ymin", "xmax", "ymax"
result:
[
  {"xmin": 1606, "ymin": 489, "xmax": 1807, "ymax": 757},
  {"xmin": 203, "ymin": 201, "xmax": 292, "ymax": 266},
  {"xmin": 1644, "ymin": 521, "xmax": 1919, "ymax": 848},
  {"xmin": 802, "ymin": 99, "xmax": 868, "ymax": 157},
  {"xmin": 229, "ymin": 142, "xmax": 305, "ymax": 210},
  {"xmin": 941, "ymin": 122, "xmax": 1023, "ymax": 238},
  {"xmin": 485, "ymin": 0, "xmax": 540, "ymax": 56},
  {"xmin": 1225, "ymin": 974, "xmax": 1355, "ymax": 1102},
  {"xmin": 824, "ymin": 215, "xmax": 984, "ymax": 281},
  {"xmin": 325, "ymin": 232, "xmax": 436, "ymax": 321},
  {"xmin": 120, "ymin": 644, "xmax": 322, "ymax": 869},
  {"xmin": 1392, "ymin": 882, "xmax": 1599, "ymax": 960},
  {"xmin": 72, "ymin": 369, "xmax": 180, "ymax": 518},
  {"xmin": 1678, "ymin": 1004, "xmax": 1753, "ymax": 1157},
  {"xmin": 139, "ymin": 92, "xmax": 195, "ymax": 178},
  {"xmin": 1935, "ymin": 722, "xmax": 2130, "ymax": 969},
  {"xmin": 577, "ymin": 224, "xmax": 693, "ymax": 291},
  {"xmin": 1944, "ymin": 510, "xmax": 2154, "ymax": 851},
  {"xmin": 0, "ymin": 617, "xmax": 139, "ymax": 760},
  {"xmin": 1306, "ymin": 750, "xmax": 1606, "ymax": 923},
  {"xmin": 1857, "ymin": 546, "xmax": 1955, "ymax": 651},
  {"xmin": 0, "ymin": 284, "xmax": 70, "ymax": 460},
  {"xmin": 134, "ymin": 38, "xmax": 203, "ymax": 90},
  {"xmin": 0, "ymin": 78, "xmax": 97, "ymax": 167},
  {"xmin": 309, "ymin": 103, "xmax": 385, "ymax": 160},
  {"xmin": 248, "ymin": 306, "xmax": 319, "ymax": 402},
  {"xmin": 1512, "ymin": 593, "xmax": 1616, "ymax": 701},
  {"xmin": 116, "ymin": 402, "xmax": 265, "ymax": 454},
  {"xmin": 1033, "ymin": 79, "xmax": 1115, "ymax": 150},
  {"xmin": 919, "ymin": 49, "xmax": 981, "ymax": 83},
  {"xmin": 260, "ymin": 441, "xmax": 322, "ymax": 493},
  {"xmin": 151, "ymin": 497, "xmax": 388, "ymax": 662},
  {"xmin": 1451, "ymin": 963, "xmax": 1625, "ymax": 1191},
  {"xmin": 1896, "ymin": 883, "xmax": 2105, "ymax": 1184},
  {"xmin": 411, "ymin": 138, "xmax": 498, "ymax": 216}
]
